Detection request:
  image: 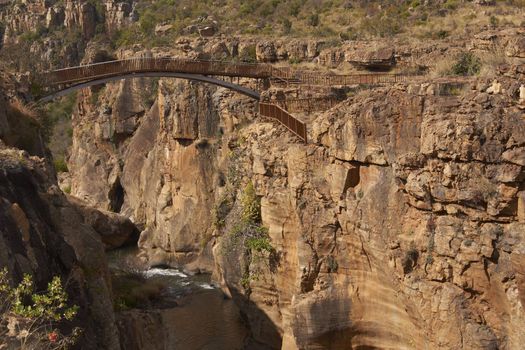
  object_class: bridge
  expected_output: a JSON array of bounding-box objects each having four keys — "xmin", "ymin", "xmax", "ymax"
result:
[{"xmin": 39, "ymin": 57, "xmax": 409, "ymax": 143}]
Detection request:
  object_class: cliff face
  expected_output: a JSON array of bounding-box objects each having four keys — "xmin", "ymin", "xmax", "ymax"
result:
[
  {"xmin": 0, "ymin": 148, "xmax": 121, "ymax": 350},
  {"xmin": 68, "ymin": 73, "xmax": 255, "ymax": 268},
  {"xmin": 65, "ymin": 48, "xmax": 525, "ymax": 349},
  {"xmin": 209, "ymin": 79, "xmax": 525, "ymax": 349},
  {"xmin": 0, "ymin": 80, "xmax": 140, "ymax": 349}
]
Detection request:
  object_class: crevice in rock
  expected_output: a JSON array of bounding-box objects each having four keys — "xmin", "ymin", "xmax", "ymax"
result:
[
  {"xmin": 176, "ymin": 138, "xmax": 193, "ymax": 146},
  {"xmin": 334, "ymin": 156, "xmax": 389, "ymax": 167},
  {"xmin": 344, "ymin": 164, "xmax": 360, "ymax": 190},
  {"xmin": 301, "ymin": 240, "xmax": 321, "ymax": 293},
  {"xmin": 108, "ymin": 177, "xmax": 125, "ymax": 213}
]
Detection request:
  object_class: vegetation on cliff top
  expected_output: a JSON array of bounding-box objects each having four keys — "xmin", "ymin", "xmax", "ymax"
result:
[
  {"xmin": 3, "ymin": 0, "xmax": 523, "ymax": 54},
  {"xmin": 115, "ymin": 0, "xmax": 524, "ymax": 42}
]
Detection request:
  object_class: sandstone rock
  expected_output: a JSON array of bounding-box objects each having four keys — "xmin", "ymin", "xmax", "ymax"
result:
[
  {"xmin": 105, "ymin": 0, "xmax": 133, "ymax": 34},
  {"xmin": 63, "ymin": 43, "xmax": 525, "ymax": 350},
  {"xmin": 502, "ymin": 147, "xmax": 525, "ymax": 166},
  {"xmin": 506, "ymin": 36, "xmax": 525, "ymax": 58},
  {"xmin": 45, "ymin": 5, "xmax": 64, "ymax": 28},
  {"xmin": 64, "ymin": 0, "xmax": 96, "ymax": 39},
  {"xmin": 256, "ymin": 41, "xmax": 277, "ymax": 62},
  {"xmin": 486, "ymin": 80, "xmax": 502, "ymax": 94},
  {"xmin": 198, "ymin": 26, "xmax": 216, "ymax": 37},
  {"xmin": 68, "ymin": 196, "xmax": 139, "ymax": 250},
  {"xmin": 518, "ymin": 191, "xmax": 525, "ymax": 222},
  {"xmin": 347, "ymin": 47, "xmax": 396, "ymax": 71},
  {"xmin": 155, "ymin": 23, "xmax": 173, "ymax": 35},
  {"xmin": 0, "ymin": 150, "xmax": 120, "ymax": 349}
]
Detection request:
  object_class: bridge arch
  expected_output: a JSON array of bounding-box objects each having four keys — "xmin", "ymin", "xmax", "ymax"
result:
[{"xmin": 38, "ymin": 72, "xmax": 260, "ymax": 103}]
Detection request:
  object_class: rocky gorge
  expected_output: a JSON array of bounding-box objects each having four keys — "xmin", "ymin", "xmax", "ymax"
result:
[
  {"xmin": 61, "ymin": 63, "xmax": 525, "ymax": 349},
  {"xmin": 1, "ymin": 0, "xmax": 525, "ymax": 349}
]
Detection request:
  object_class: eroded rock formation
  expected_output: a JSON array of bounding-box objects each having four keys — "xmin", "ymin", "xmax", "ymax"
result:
[
  {"xmin": 64, "ymin": 50, "xmax": 525, "ymax": 348},
  {"xmin": 0, "ymin": 80, "xmax": 140, "ymax": 349}
]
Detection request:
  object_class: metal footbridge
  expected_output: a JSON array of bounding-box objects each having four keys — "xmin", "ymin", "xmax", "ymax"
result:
[{"xmin": 38, "ymin": 57, "xmax": 409, "ymax": 143}]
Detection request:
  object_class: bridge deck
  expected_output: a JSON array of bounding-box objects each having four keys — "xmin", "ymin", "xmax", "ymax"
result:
[
  {"xmin": 39, "ymin": 57, "xmax": 416, "ymax": 144},
  {"xmin": 42, "ymin": 57, "xmax": 408, "ymax": 87},
  {"xmin": 43, "ymin": 58, "xmax": 274, "ymax": 85}
]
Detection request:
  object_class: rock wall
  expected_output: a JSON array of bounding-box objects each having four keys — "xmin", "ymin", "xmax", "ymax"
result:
[
  {"xmin": 66, "ymin": 68, "xmax": 525, "ymax": 349},
  {"xmin": 0, "ymin": 148, "xmax": 122, "ymax": 349},
  {"xmin": 60, "ymin": 30, "xmax": 525, "ymax": 350},
  {"xmin": 68, "ymin": 73, "xmax": 258, "ymax": 269},
  {"xmin": 0, "ymin": 89, "xmax": 125, "ymax": 349},
  {"xmin": 0, "ymin": 79, "xmax": 143, "ymax": 349}
]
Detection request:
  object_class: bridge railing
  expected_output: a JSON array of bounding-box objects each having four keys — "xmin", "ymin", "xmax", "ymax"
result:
[
  {"xmin": 270, "ymin": 68, "xmax": 408, "ymax": 85},
  {"xmin": 259, "ymin": 102, "xmax": 307, "ymax": 143},
  {"xmin": 274, "ymin": 97, "xmax": 342, "ymax": 113},
  {"xmin": 42, "ymin": 57, "xmax": 411, "ymax": 87},
  {"xmin": 44, "ymin": 57, "xmax": 275, "ymax": 85}
]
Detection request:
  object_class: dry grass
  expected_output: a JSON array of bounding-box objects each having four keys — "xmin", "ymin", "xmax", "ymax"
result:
[
  {"xmin": 478, "ymin": 53, "xmax": 510, "ymax": 78},
  {"xmin": 406, "ymin": 3, "xmax": 524, "ymax": 40},
  {"xmin": 430, "ymin": 58, "xmax": 456, "ymax": 78},
  {"xmin": 8, "ymin": 99, "xmax": 38, "ymax": 120}
]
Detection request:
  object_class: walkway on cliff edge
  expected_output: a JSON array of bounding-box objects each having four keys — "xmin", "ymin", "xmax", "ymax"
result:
[{"xmin": 37, "ymin": 57, "xmax": 412, "ymax": 143}]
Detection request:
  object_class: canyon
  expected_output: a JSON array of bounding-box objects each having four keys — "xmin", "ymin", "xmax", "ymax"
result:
[{"xmin": 0, "ymin": 1, "xmax": 525, "ymax": 349}]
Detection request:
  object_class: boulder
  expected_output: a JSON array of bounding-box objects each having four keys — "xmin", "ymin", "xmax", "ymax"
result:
[
  {"xmin": 198, "ymin": 26, "xmax": 216, "ymax": 37},
  {"xmin": 347, "ymin": 47, "xmax": 396, "ymax": 71},
  {"xmin": 68, "ymin": 196, "xmax": 139, "ymax": 250}
]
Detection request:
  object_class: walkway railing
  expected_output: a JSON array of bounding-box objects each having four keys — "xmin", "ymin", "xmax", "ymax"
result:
[
  {"xmin": 39, "ymin": 57, "xmax": 416, "ymax": 144},
  {"xmin": 270, "ymin": 67, "xmax": 408, "ymax": 85},
  {"xmin": 44, "ymin": 57, "xmax": 275, "ymax": 85},
  {"xmin": 274, "ymin": 97, "xmax": 342, "ymax": 113},
  {"xmin": 43, "ymin": 57, "xmax": 409, "ymax": 87},
  {"xmin": 259, "ymin": 102, "xmax": 307, "ymax": 143}
]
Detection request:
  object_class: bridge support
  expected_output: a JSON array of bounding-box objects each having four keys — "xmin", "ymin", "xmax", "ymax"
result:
[{"xmin": 39, "ymin": 72, "xmax": 261, "ymax": 103}]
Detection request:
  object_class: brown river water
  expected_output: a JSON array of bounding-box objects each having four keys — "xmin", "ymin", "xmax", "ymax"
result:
[{"xmin": 107, "ymin": 248, "xmax": 257, "ymax": 350}]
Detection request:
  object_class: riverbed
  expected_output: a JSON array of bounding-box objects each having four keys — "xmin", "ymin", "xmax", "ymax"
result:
[{"xmin": 107, "ymin": 247, "xmax": 251, "ymax": 350}]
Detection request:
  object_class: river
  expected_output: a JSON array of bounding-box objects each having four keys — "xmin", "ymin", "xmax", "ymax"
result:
[{"xmin": 107, "ymin": 247, "xmax": 252, "ymax": 350}]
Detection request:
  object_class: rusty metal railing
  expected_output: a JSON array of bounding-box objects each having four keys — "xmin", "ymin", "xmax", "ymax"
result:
[
  {"xmin": 39, "ymin": 57, "xmax": 417, "ymax": 143},
  {"xmin": 270, "ymin": 68, "xmax": 408, "ymax": 86},
  {"xmin": 259, "ymin": 102, "xmax": 307, "ymax": 143},
  {"xmin": 274, "ymin": 97, "xmax": 342, "ymax": 113},
  {"xmin": 43, "ymin": 57, "xmax": 275, "ymax": 85},
  {"xmin": 42, "ymin": 57, "xmax": 410, "ymax": 87}
]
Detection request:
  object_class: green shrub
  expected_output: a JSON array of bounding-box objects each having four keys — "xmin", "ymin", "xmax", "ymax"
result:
[
  {"xmin": 245, "ymin": 235, "xmax": 273, "ymax": 253},
  {"xmin": 42, "ymin": 92, "xmax": 77, "ymax": 143},
  {"xmin": 239, "ymin": 45, "xmax": 257, "ymax": 63},
  {"xmin": 436, "ymin": 30, "xmax": 449, "ymax": 39},
  {"xmin": 54, "ymin": 157, "xmax": 69, "ymax": 173},
  {"xmin": 360, "ymin": 15, "xmax": 402, "ymax": 37},
  {"xmin": 219, "ymin": 181, "xmax": 274, "ymax": 293},
  {"xmin": 282, "ymin": 18, "xmax": 292, "ymax": 34},
  {"xmin": 19, "ymin": 25, "xmax": 47, "ymax": 42},
  {"xmin": 308, "ymin": 13, "xmax": 320, "ymax": 27},
  {"xmin": 0, "ymin": 269, "xmax": 81, "ymax": 348},
  {"xmin": 489, "ymin": 15, "xmax": 499, "ymax": 28},
  {"xmin": 112, "ymin": 273, "xmax": 166, "ymax": 310},
  {"xmin": 241, "ymin": 182, "xmax": 260, "ymax": 225},
  {"xmin": 451, "ymin": 52, "xmax": 481, "ymax": 76},
  {"xmin": 444, "ymin": 0, "xmax": 460, "ymax": 10},
  {"xmin": 289, "ymin": 1, "xmax": 301, "ymax": 17}
]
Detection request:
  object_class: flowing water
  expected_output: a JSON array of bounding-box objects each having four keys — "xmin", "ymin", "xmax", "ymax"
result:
[{"xmin": 107, "ymin": 247, "xmax": 250, "ymax": 350}]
